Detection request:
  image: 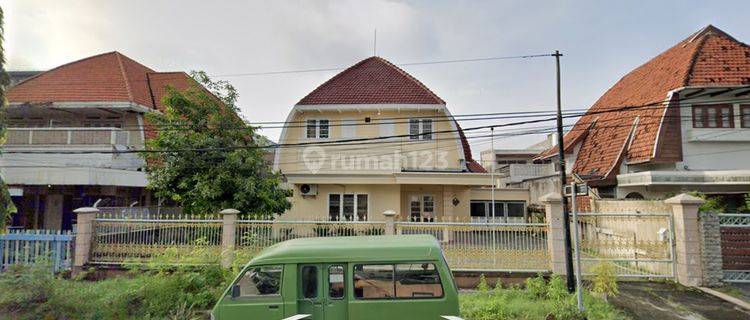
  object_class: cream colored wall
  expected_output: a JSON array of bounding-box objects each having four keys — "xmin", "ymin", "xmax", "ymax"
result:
[
  {"xmin": 279, "ymin": 183, "xmax": 402, "ymax": 222},
  {"xmin": 276, "ymin": 108, "xmax": 465, "ymax": 174}
]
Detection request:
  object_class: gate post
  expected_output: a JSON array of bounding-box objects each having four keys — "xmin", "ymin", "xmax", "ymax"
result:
[
  {"xmin": 382, "ymin": 210, "xmax": 397, "ymax": 235},
  {"xmin": 541, "ymin": 193, "xmax": 568, "ymax": 275},
  {"xmin": 698, "ymin": 212, "xmax": 723, "ymax": 287},
  {"xmin": 220, "ymin": 209, "xmax": 239, "ymax": 268},
  {"xmin": 665, "ymin": 194, "xmax": 705, "ymax": 287},
  {"xmin": 73, "ymin": 207, "xmax": 99, "ymax": 269}
]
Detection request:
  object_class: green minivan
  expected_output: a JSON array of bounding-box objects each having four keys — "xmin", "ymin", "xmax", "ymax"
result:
[{"xmin": 211, "ymin": 234, "xmax": 462, "ymax": 320}]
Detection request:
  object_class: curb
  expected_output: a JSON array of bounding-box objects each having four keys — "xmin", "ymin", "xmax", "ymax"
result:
[{"xmin": 697, "ymin": 287, "xmax": 750, "ymax": 311}]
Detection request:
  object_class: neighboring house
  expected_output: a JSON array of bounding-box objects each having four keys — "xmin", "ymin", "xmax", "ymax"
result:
[
  {"xmin": 480, "ymin": 134, "xmax": 556, "ymax": 183},
  {"xmin": 274, "ymin": 56, "xmax": 531, "ymax": 222},
  {"xmin": 2, "ymin": 51, "xmax": 205, "ymax": 230},
  {"xmin": 535, "ymin": 25, "xmax": 750, "ymax": 206}
]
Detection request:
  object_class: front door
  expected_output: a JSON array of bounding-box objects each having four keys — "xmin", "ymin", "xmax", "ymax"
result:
[
  {"xmin": 409, "ymin": 195, "xmax": 436, "ymax": 221},
  {"xmin": 298, "ymin": 264, "xmax": 348, "ymax": 320}
]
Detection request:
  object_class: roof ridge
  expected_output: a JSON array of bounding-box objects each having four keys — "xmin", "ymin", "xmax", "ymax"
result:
[
  {"xmin": 373, "ymin": 56, "xmax": 446, "ymax": 105},
  {"xmin": 296, "ymin": 56, "xmax": 445, "ymax": 105},
  {"xmin": 114, "ymin": 52, "xmax": 135, "ymax": 101},
  {"xmin": 682, "ymin": 31, "xmax": 712, "ymax": 87},
  {"xmin": 10, "ymin": 51, "xmax": 121, "ymax": 88},
  {"xmin": 295, "ymin": 57, "xmax": 373, "ymax": 105}
]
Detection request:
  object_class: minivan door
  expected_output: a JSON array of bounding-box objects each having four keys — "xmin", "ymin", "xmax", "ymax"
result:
[
  {"xmin": 298, "ymin": 264, "xmax": 324, "ymax": 319},
  {"xmin": 323, "ymin": 264, "xmax": 347, "ymax": 320}
]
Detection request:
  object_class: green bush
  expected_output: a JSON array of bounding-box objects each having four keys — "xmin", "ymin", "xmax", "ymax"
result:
[{"xmin": 461, "ymin": 274, "xmax": 629, "ymax": 320}]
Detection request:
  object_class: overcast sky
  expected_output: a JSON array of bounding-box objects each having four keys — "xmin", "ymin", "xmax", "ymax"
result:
[{"xmin": 6, "ymin": 0, "xmax": 750, "ymax": 157}]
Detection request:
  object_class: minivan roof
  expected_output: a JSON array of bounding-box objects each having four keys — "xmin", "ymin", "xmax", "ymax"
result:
[{"xmin": 248, "ymin": 235, "xmax": 443, "ymax": 265}]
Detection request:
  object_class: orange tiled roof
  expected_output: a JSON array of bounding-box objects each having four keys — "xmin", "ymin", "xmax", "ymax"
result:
[
  {"xmin": 8, "ymin": 52, "xmax": 156, "ymax": 107},
  {"xmin": 297, "ymin": 56, "xmax": 445, "ymax": 105},
  {"xmin": 7, "ymin": 51, "xmax": 200, "ymax": 112},
  {"xmin": 538, "ymin": 25, "xmax": 750, "ymax": 182}
]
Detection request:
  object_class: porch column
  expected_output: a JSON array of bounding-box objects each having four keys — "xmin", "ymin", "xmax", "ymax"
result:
[
  {"xmin": 73, "ymin": 207, "xmax": 99, "ymax": 268},
  {"xmin": 541, "ymin": 193, "xmax": 568, "ymax": 275},
  {"xmin": 665, "ymin": 194, "xmax": 705, "ymax": 287},
  {"xmin": 382, "ymin": 210, "xmax": 397, "ymax": 235},
  {"xmin": 220, "ymin": 209, "xmax": 239, "ymax": 268}
]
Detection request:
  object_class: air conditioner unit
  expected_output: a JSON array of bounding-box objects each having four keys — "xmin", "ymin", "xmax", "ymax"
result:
[{"xmin": 299, "ymin": 184, "xmax": 318, "ymax": 196}]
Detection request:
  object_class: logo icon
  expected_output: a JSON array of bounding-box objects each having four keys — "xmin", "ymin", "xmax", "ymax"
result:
[{"xmin": 302, "ymin": 146, "xmax": 327, "ymax": 174}]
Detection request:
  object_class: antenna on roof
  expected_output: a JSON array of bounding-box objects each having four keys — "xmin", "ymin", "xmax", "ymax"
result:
[{"xmin": 373, "ymin": 28, "xmax": 378, "ymax": 56}]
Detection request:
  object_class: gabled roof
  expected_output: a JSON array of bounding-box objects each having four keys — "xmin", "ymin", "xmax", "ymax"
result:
[
  {"xmin": 539, "ymin": 25, "xmax": 750, "ymax": 182},
  {"xmin": 297, "ymin": 56, "xmax": 445, "ymax": 105},
  {"xmin": 7, "ymin": 51, "xmax": 199, "ymax": 112}
]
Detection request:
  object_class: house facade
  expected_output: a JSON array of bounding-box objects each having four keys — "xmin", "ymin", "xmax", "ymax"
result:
[
  {"xmin": 535, "ymin": 25, "xmax": 750, "ymax": 207},
  {"xmin": 3, "ymin": 52, "xmax": 203, "ymax": 230},
  {"xmin": 274, "ymin": 57, "xmax": 531, "ymax": 222}
]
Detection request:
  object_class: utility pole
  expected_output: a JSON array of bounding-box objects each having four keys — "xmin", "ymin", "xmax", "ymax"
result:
[{"xmin": 553, "ymin": 50, "xmax": 575, "ymax": 293}]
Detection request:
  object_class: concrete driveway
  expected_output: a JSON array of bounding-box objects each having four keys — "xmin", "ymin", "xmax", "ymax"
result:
[{"xmin": 610, "ymin": 282, "xmax": 750, "ymax": 320}]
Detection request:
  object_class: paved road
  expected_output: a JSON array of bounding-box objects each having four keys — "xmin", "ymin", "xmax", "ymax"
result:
[{"xmin": 611, "ymin": 282, "xmax": 750, "ymax": 320}]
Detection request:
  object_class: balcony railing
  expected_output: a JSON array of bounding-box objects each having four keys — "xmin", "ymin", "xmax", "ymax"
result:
[
  {"xmin": 497, "ymin": 163, "xmax": 556, "ymax": 182},
  {"xmin": 6, "ymin": 128, "xmax": 131, "ymax": 146}
]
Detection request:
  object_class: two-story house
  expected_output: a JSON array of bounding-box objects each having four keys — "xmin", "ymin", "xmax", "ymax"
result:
[
  {"xmin": 3, "ymin": 51, "xmax": 203, "ymax": 230},
  {"xmin": 274, "ymin": 56, "xmax": 531, "ymax": 222},
  {"xmin": 536, "ymin": 25, "xmax": 750, "ymax": 207}
]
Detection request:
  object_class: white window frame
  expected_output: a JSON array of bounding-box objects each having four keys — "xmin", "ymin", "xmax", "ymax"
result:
[
  {"xmin": 327, "ymin": 193, "xmax": 369, "ymax": 221},
  {"xmin": 305, "ymin": 118, "xmax": 330, "ymax": 139},
  {"xmin": 409, "ymin": 118, "xmax": 433, "ymax": 140}
]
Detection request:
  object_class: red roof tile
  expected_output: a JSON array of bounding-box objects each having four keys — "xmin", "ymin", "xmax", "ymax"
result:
[
  {"xmin": 8, "ymin": 51, "xmax": 157, "ymax": 107},
  {"xmin": 539, "ymin": 25, "xmax": 750, "ymax": 182},
  {"xmin": 297, "ymin": 56, "xmax": 445, "ymax": 105}
]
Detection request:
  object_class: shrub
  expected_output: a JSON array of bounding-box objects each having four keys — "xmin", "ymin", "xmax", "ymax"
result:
[{"xmin": 589, "ymin": 262, "xmax": 619, "ymax": 301}]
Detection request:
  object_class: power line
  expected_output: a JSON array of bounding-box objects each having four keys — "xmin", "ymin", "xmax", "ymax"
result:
[{"xmin": 7, "ymin": 94, "xmax": 750, "ymax": 155}]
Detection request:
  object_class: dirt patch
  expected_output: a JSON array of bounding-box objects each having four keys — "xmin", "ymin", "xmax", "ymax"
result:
[{"xmin": 611, "ymin": 282, "xmax": 750, "ymax": 320}]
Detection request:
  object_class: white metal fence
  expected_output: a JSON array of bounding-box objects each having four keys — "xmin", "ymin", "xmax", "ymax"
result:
[
  {"xmin": 89, "ymin": 216, "xmax": 550, "ymax": 272},
  {"xmin": 573, "ymin": 212, "xmax": 675, "ymax": 278}
]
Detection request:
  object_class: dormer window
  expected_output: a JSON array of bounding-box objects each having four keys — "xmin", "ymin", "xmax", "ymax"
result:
[
  {"xmin": 409, "ymin": 118, "xmax": 433, "ymax": 140},
  {"xmin": 306, "ymin": 119, "xmax": 329, "ymax": 139},
  {"xmin": 692, "ymin": 105, "xmax": 733, "ymax": 128}
]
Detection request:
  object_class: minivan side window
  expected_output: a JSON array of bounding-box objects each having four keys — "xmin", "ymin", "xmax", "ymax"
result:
[
  {"xmin": 301, "ymin": 265, "xmax": 318, "ymax": 299},
  {"xmin": 395, "ymin": 263, "xmax": 443, "ymax": 298},
  {"xmin": 353, "ymin": 263, "xmax": 444, "ymax": 299},
  {"xmin": 353, "ymin": 264, "xmax": 395, "ymax": 299},
  {"xmin": 235, "ymin": 265, "xmax": 283, "ymax": 298},
  {"xmin": 329, "ymin": 265, "xmax": 345, "ymax": 299}
]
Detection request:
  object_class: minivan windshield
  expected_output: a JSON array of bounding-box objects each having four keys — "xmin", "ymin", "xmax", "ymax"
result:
[{"xmin": 234, "ymin": 265, "xmax": 283, "ymax": 297}]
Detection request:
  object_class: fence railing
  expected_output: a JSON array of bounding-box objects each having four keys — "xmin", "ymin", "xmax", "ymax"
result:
[
  {"xmin": 97, "ymin": 206, "xmax": 185, "ymax": 220},
  {"xmin": 6, "ymin": 127, "xmax": 131, "ymax": 146},
  {"xmin": 91, "ymin": 218, "xmax": 222, "ymax": 264},
  {"xmin": 87, "ymin": 214, "xmax": 550, "ymax": 272},
  {"xmin": 396, "ymin": 221, "xmax": 549, "ymax": 271},
  {"xmin": 0, "ymin": 229, "xmax": 75, "ymax": 272},
  {"xmin": 235, "ymin": 220, "xmax": 386, "ymax": 254}
]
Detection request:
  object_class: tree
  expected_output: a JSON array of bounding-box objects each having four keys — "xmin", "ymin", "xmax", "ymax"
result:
[
  {"xmin": 143, "ymin": 71, "xmax": 291, "ymax": 217},
  {"xmin": 0, "ymin": 6, "xmax": 18, "ymax": 232}
]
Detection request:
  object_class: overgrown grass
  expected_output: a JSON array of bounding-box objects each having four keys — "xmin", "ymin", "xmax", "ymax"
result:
[
  {"xmin": 460, "ymin": 275, "xmax": 631, "ymax": 320},
  {"xmin": 0, "ymin": 263, "xmax": 231, "ymax": 320},
  {"xmin": 0, "ymin": 246, "xmax": 257, "ymax": 320},
  {"xmin": 1, "ymin": 256, "xmax": 630, "ymax": 319}
]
